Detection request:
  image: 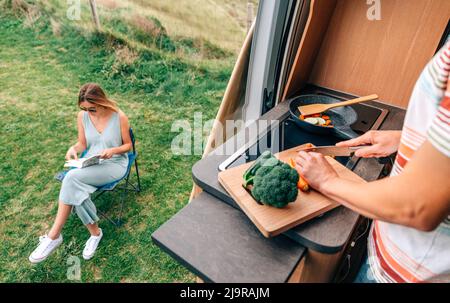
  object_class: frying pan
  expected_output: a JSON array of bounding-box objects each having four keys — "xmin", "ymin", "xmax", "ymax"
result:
[{"xmin": 289, "ymin": 94, "xmax": 360, "ymax": 140}]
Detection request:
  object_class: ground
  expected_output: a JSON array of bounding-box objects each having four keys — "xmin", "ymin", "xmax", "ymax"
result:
[{"xmin": 0, "ymin": 0, "xmax": 254, "ymax": 282}]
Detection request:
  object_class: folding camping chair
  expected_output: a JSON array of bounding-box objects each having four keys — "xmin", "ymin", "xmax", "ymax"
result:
[{"xmin": 55, "ymin": 128, "xmax": 141, "ymax": 226}]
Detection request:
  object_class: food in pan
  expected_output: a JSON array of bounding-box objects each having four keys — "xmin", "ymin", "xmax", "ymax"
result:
[{"xmin": 300, "ymin": 113, "xmax": 333, "ymax": 127}]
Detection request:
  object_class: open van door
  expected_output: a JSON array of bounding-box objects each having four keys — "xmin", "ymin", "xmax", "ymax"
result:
[
  {"xmin": 190, "ymin": 0, "xmax": 308, "ymax": 200},
  {"xmin": 242, "ymin": 0, "xmax": 297, "ymax": 121}
]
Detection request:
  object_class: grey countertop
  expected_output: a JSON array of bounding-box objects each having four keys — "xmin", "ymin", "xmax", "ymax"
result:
[
  {"xmin": 152, "ymin": 192, "xmax": 306, "ymax": 283},
  {"xmin": 192, "ymin": 99, "xmax": 406, "ymax": 253}
]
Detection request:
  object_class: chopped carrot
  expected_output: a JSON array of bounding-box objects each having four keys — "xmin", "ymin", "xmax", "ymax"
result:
[
  {"xmin": 298, "ymin": 177, "xmax": 309, "ymax": 192},
  {"xmin": 289, "ymin": 158, "xmax": 296, "ymax": 168},
  {"xmin": 299, "ymin": 115, "xmax": 305, "ymax": 120},
  {"xmin": 322, "ymin": 115, "xmax": 330, "ymax": 120},
  {"xmin": 288, "ymin": 158, "xmax": 309, "ymax": 192}
]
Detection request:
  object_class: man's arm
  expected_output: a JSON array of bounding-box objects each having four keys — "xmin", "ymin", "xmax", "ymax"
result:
[
  {"xmin": 312, "ymin": 141, "xmax": 450, "ymax": 231},
  {"xmin": 336, "ymin": 130, "xmax": 402, "ymax": 158}
]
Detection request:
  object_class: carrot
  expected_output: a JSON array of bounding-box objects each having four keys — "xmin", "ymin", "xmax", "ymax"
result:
[
  {"xmin": 289, "ymin": 157, "xmax": 296, "ymax": 168},
  {"xmin": 298, "ymin": 176, "xmax": 309, "ymax": 192},
  {"xmin": 299, "ymin": 115, "xmax": 305, "ymax": 120},
  {"xmin": 322, "ymin": 115, "xmax": 330, "ymax": 120},
  {"xmin": 324, "ymin": 119, "xmax": 331, "ymax": 126},
  {"xmin": 289, "ymin": 158, "xmax": 309, "ymax": 192}
]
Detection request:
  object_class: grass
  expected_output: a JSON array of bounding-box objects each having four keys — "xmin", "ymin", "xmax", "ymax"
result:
[
  {"xmin": 20, "ymin": 0, "xmax": 258, "ymax": 55},
  {"xmin": 0, "ymin": 1, "xmax": 238, "ymax": 282}
]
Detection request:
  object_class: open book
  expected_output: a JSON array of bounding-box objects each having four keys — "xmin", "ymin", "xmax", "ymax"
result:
[{"xmin": 64, "ymin": 155, "xmax": 103, "ymax": 169}]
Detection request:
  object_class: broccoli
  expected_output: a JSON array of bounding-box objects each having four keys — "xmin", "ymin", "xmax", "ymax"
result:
[
  {"xmin": 242, "ymin": 151, "xmax": 299, "ymax": 208},
  {"xmin": 242, "ymin": 150, "xmax": 273, "ymax": 187}
]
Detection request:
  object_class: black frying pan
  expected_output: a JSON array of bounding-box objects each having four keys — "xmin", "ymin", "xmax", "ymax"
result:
[{"xmin": 289, "ymin": 94, "xmax": 360, "ymax": 140}]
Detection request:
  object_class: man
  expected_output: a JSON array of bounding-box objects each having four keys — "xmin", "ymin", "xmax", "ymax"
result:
[{"xmin": 295, "ymin": 41, "xmax": 450, "ymax": 282}]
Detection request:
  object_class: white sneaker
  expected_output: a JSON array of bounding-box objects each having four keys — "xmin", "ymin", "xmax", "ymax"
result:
[
  {"xmin": 82, "ymin": 229, "xmax": 103, "ymax": 260},
  {"xmin": 29, "ymin": 234, "xmax": 63, "ymax": 264}
]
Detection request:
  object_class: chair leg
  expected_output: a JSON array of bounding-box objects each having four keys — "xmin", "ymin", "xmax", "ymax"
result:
[
  {"xmin": 92, "ymin": 190, "xmax": 107, "ymax": 201},
  {"xmin": 94, "ymin": 160, "xmax": 139, "ymax": 227},
  {"xmin": 116, "ymin": 174, "xmax": 130, "ymax": 226},
  {"xmin": 98, "ymin": 209, "xmax": 121, "ymax": 227},
  {"xmin": 134, "ymin": 158, "xmax": 141, "ymax": 192},
  {"xmin": 94, "ymin": 187, "xmax": 126, "ymax": 227}
]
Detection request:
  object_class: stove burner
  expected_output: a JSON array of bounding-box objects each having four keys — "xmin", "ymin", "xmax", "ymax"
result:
[{"xmin": 225, "ymin": 86, "xmax": 389, "ymax": 170}]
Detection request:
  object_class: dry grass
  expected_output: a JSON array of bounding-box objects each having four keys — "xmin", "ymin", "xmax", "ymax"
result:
[
  {"xmin": 11, "ymin": 0, "xmax": 29, "ymax": 12},
  {"xmin": 114, "ymin": 45, "xmax": 139, "ymax": 65},
  {"xmin": 109, "ymin": 0, "xmax": 254, "ymax": 53},
  {"xmin": 97, "ymin": 0, "xmax": 121, "ymax": 10},
  {"xmin": 50, "ymin": 17, "xmax": 61, "ymax": 36},
  {"xmin": 9, "ymin": 0, "xmax": 41, "ymax": 27},
  {"xmin": 6, "ymin": 0, "xmax": 257, "ymax": 53},
  {"xmin": 129, "ymin": 14, "xmax": 164, "ymax": 37}
]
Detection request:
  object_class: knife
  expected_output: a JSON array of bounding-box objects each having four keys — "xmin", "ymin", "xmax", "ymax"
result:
[{"xmin": 296, "ymin": 145, "xmax": 366, "ymax": 157}]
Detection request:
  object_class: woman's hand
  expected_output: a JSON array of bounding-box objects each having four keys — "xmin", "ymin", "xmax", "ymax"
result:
[
  {"xmin": 65, "ymin": 146, "xmax": 78, "ymax": 161},
  {"xmin": 100, "ymin": 148, "xmax": 115, "ymax": 159},
  {"xmin": 336, "ymin": 130, "xmax": 402, "ymax": 158},
  {"xmin": 295, "ymin": 151, "xmax": 339, "ymax": 191}
]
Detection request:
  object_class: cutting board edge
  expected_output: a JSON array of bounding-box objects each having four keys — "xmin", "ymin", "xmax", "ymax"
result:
[
  {"xmin": 218, "ymin": 173, "xmax": 272, "ymax": 238},
  {"xmin": 263, "ymin": 201, "xmax": 341, "ymax": 237}
]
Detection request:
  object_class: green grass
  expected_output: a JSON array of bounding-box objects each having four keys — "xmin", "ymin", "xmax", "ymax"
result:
[{"xmin": 0, "ymin": 7, "xmax": 232, "ymax": 282}]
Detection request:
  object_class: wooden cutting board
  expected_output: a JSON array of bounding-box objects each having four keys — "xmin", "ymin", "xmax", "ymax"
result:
[{"xmin": 218, "ymin": 144, "xmax": 365, "ymax": 238}]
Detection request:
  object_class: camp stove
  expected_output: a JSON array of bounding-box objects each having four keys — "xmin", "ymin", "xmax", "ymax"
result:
[{"xmin": 220, "ymin": 85, "xmax": 390, "ymax": 172}]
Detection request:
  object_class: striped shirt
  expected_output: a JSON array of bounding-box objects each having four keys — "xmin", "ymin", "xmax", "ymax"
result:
[{"xmin": 367, "ymin": 41, "xmax": 450, "ymax": 283}]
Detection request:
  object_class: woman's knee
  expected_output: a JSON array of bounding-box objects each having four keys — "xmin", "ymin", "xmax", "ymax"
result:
[
  {"xmin": 62, "ymin": 169, "xmax": 81, "ymax": 185},
  {"xmin": 58, "ymin": 200, "xmax": 73, "ymax": 209}
]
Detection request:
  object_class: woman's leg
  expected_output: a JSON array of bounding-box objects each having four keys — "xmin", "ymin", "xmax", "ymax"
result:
[
  {"xmin": 85, "ymin": 223, "xmax": 101, "ymax": 236},
  {"xmin": 83, "ymin": 222, "xmax": 103, "ymax": 260},
  {"xmin": 48, "ymin": 201, "xmax": 72, "ymax": 240}
]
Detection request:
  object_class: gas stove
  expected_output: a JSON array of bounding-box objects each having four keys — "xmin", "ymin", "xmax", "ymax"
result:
[{"xmin": 221, "ymin": 85, "xmax": 389, "ymax": 171}]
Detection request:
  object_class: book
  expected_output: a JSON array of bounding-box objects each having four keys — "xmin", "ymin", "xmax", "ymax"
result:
[{"xmin": 64, "ymin": 155, "xmax": 103, "ymax": 169}]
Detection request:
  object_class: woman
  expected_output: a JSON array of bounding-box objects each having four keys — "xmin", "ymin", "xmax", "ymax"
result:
[
  {"xmin": 29, "ymin": 83, "xmax": 132, "ymax": 263},
  {"xmin": 295, "ymin": 42, "xmax": 450, "ymax": 282}
]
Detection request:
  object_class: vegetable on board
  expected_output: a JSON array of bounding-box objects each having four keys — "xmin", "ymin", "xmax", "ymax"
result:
[
  {"xmin": 288, "ymin": 158, "xmax": 309, "ymax": 192},
  {"xmin": 242, "ymin": 151, "xmax": 299, "ymax": 208}
]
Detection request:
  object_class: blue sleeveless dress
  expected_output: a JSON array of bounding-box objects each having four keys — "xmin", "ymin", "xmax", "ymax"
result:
[{"xmin": 59, "ymin": 111, "xmax": 128, "ymax": 224}]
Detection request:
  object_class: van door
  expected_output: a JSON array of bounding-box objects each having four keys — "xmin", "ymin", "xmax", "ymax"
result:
[{"xmin": 242, "ymin": 0, "xmax": 300, "ymax": 122}]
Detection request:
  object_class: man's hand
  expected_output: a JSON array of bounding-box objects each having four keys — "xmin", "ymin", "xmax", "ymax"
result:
[
  {"xmin": 100, "ymin": 148, "xmax": 115, "ymax": 159},
  {"xmin": 336, "ymin": 130, "xmax": 402, "ymax": 158},
  {"xmin": 295, "ymin": 151, "xmax": 339, "ymax": 191},
  {"xmin": 65, "ymin": 146, "xmax": 78, "ymax": 161}
]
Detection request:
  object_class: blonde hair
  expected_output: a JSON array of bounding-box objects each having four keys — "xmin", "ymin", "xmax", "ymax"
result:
[{"xmin": 78, "ymin": 83, "xmax": 119, "ymax": 112}]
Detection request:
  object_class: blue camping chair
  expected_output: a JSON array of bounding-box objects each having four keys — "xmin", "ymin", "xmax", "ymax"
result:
[{"xmin": 55, "ymin": 128, "xmax": 141, "ymax": 226}]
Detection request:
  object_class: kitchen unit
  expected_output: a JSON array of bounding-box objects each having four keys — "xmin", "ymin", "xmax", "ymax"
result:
[{"xmin": 152, "ymin": 0, "xmax": 450, "ymax": 282}]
